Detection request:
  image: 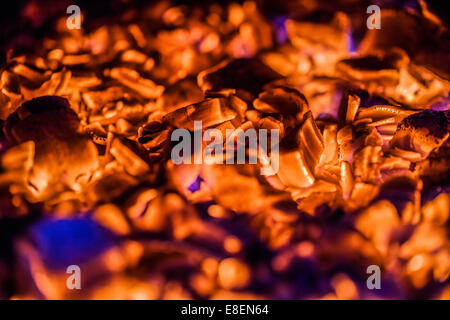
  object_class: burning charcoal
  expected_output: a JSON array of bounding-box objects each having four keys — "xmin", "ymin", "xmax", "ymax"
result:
[
  {"xmin": 10, "ymin": 63, "xmax": 50, "ymax": 85},
  {"xmin": 33, "ymin": 69, "xmax": 72, "ymax": 98},
  {"xmin": 286, "ymin": 12, "xmax": 351, "ymax": 74},
  {"xmin": 357, "ymin": 104, "xmax": 416, "ymax": 122},
  {"xmin": 300, "ymin": 78, "xmax": 346, "ymax": 119},
  {"xmin": 87, "ymin": 171, "xmax": 139, "ymax": 204},
  {"xmin": 0, "ymin": 71, "xmax": 23, "ymax": 119},
  {"xmin": 341, "ymin": 93, "xmax": 360, "ymax": 125},
  {"xmin": 225, "ymin": 3, "xmax": 273, "ymax": 58},
  {"xmin": 0, "ymin": 90, "xmax": 22, "ymax": 121},
  {"xmin": 399, "ymin": 222, "xmax": 449, "ymax": 288},
  {"xmin": 414, "ymin": 141, "xmax": 450, "ymax": 187},
  {"xmin": 355, "ymin": 104, "xmax": 417, "ymax": 144},
  {"xmin": 82, "ymin": 87, "xmax": 128, "ymax": 114},
  {"xmin": 3, "ymin": 96, "xmax": 98, "ymax": 201},
  {"xmin": 336, "ymin": 126, "xmax": 355, "ymax": 163},
  {"xmin": 218, "ymin": 258, "xmax": 251, "ymax": 290},
  {"xmin": 422, "ymin": 193, "xmax": 450, "ymax": 226},
  {"xmin": 138, "ymin": 121, "xmax": 173, "ymax": 163},
  {"xmin": 126, "ymin": 190, "xmax": 171, "ymax": 232},
  {"xmin": 161, "ymin": 78, "xmax": 204, "ymax": 113},
  {"xmin": 121, "ymin": 49, "xmax": 150, "ymax": 65},
  {"xmin": 359, "ymin": 10, "xmax": 427, "ymax": 59},
  {"xmin": 393, "ymin": 64, "xmax": 448, "ymax": 108},
  {"xmin": 257, "ymin": 116, "xmax": 285, "ymax": 138},
  {"xmin": 354, "ymin": 200, "xmax": 400, "ymax": 256},
  {"xmin": 359, "ymin": 9, "xmax": 450, "ymax": 80},
  {"xmin": 62, "ymin": 54, "xmax": 90, "ymax": 66},
  {"xmin": 288, "ymin": 179, "xmax": 338, "ymax": 214},
  {"xmin": 317, "ymin": 124, "xmax": 339, "ymax": 166},
  {"xmin": 201, "ymin": 164, "xmax": 283, "ymax": 214},
  {"xmin": 352, "ymin": 145, "xmax": 382, "ymax": 183},
  {"xmin": 420, "ymin": 0, "xmax": 450, "ymax": 26},
  {"xmin": 162, "ymin": 97, "xmax": 242, "ymax": 130},
  {"xmin": 262, "ymin": 48, "xmax": 309, "ymax": 77},
  {"xmin": 67, "ymin": 74, "xmax": 102, "ymax": 91},
  {"xmin": 167, "ymin": 163, "xmax": 212, "ymax": 203},
  {"xmin": 109, "ymin": 67, "xmax": 164, "ymax": 99},
  {"xmin": 1, "ymin": 0, "xmax": 450, "ymax": 301},
  {"xmin": 277, "ymin": 150, "xmax": 315, "ymax": 189},
  {"xmin": 338, "ymin": 49, "xmax": 449, "ymax": 107},
  {"xmin": 253, "ymin": 85, "xmax": 308, "ymax": 120},
  {"xmin": 197, "ymin": 58, "xmax": 283, "ymax": 99},
  {"xmin": 110, "ymin": 137, "xmax": 152, "ymax": 177},
  {"xmin": 390, "ymin": 110, "xmax": 450, "ymax": 160},
  {"xmin": 151, "ymin": 23, "xmax": 216, "ymax": 80},
  {"xmin": 298, "ymin": 112, "xmax": 324, "ymax": 173},
  {"xmin": 375, "ymin": 176, "xmax": 422, "ymax": 223},
  {"xmin": 93, "ymin": 102, "xmax": 159, "ymax": 126},
  {"xmin": 337, "ymin": 49, "xmax": 405, "ymax": 87},
  {"xmin": 339, "ymin": 161, "xmax": 354, "ymax": 200},
  {"xmin": 126, "ymin": 188, "xmax": 157, "ymax": 222},
  {"xmin": 0, "ymin": 141, "xmax": 34, "ymax": 189},
  {"xmin": 93, "ymin": 203, "xmax": 131, "ymax": 235}
]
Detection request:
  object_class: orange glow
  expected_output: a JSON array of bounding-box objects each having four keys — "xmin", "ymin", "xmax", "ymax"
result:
[{"xmin": 0, "ymin": 0, "xmax": 449, "ymax": 301}]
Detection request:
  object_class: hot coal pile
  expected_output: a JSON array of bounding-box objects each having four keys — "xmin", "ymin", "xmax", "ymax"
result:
[{"xmin": 0, "ymin": 0, "xmax": 449, "ymax": 299}]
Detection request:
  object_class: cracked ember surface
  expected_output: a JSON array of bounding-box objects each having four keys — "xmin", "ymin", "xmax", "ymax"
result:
[{"xmin": 0, "ymin": 0, "xmax": 449, "ymax": 299}]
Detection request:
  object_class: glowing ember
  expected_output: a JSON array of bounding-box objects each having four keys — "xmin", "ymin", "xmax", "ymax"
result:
[{"xmin": 0, "ymin": 0, "xmax": 449, "ymax": 300}]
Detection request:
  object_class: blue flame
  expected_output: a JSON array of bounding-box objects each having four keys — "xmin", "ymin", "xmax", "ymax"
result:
[
  {"xmin": 273, "ymin": 16, "xmax": 288, "ymax": 44},
  {"xmin": 188, "ymin": 175, "xmax": 203, "ymax": 193},
  {"xmin": 30, "ymin": 218, "xmax": 116, "ymax": 269},
  {"xmin": 347, "ymin": 31, "xmax": 357, "ymax": 53}
]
